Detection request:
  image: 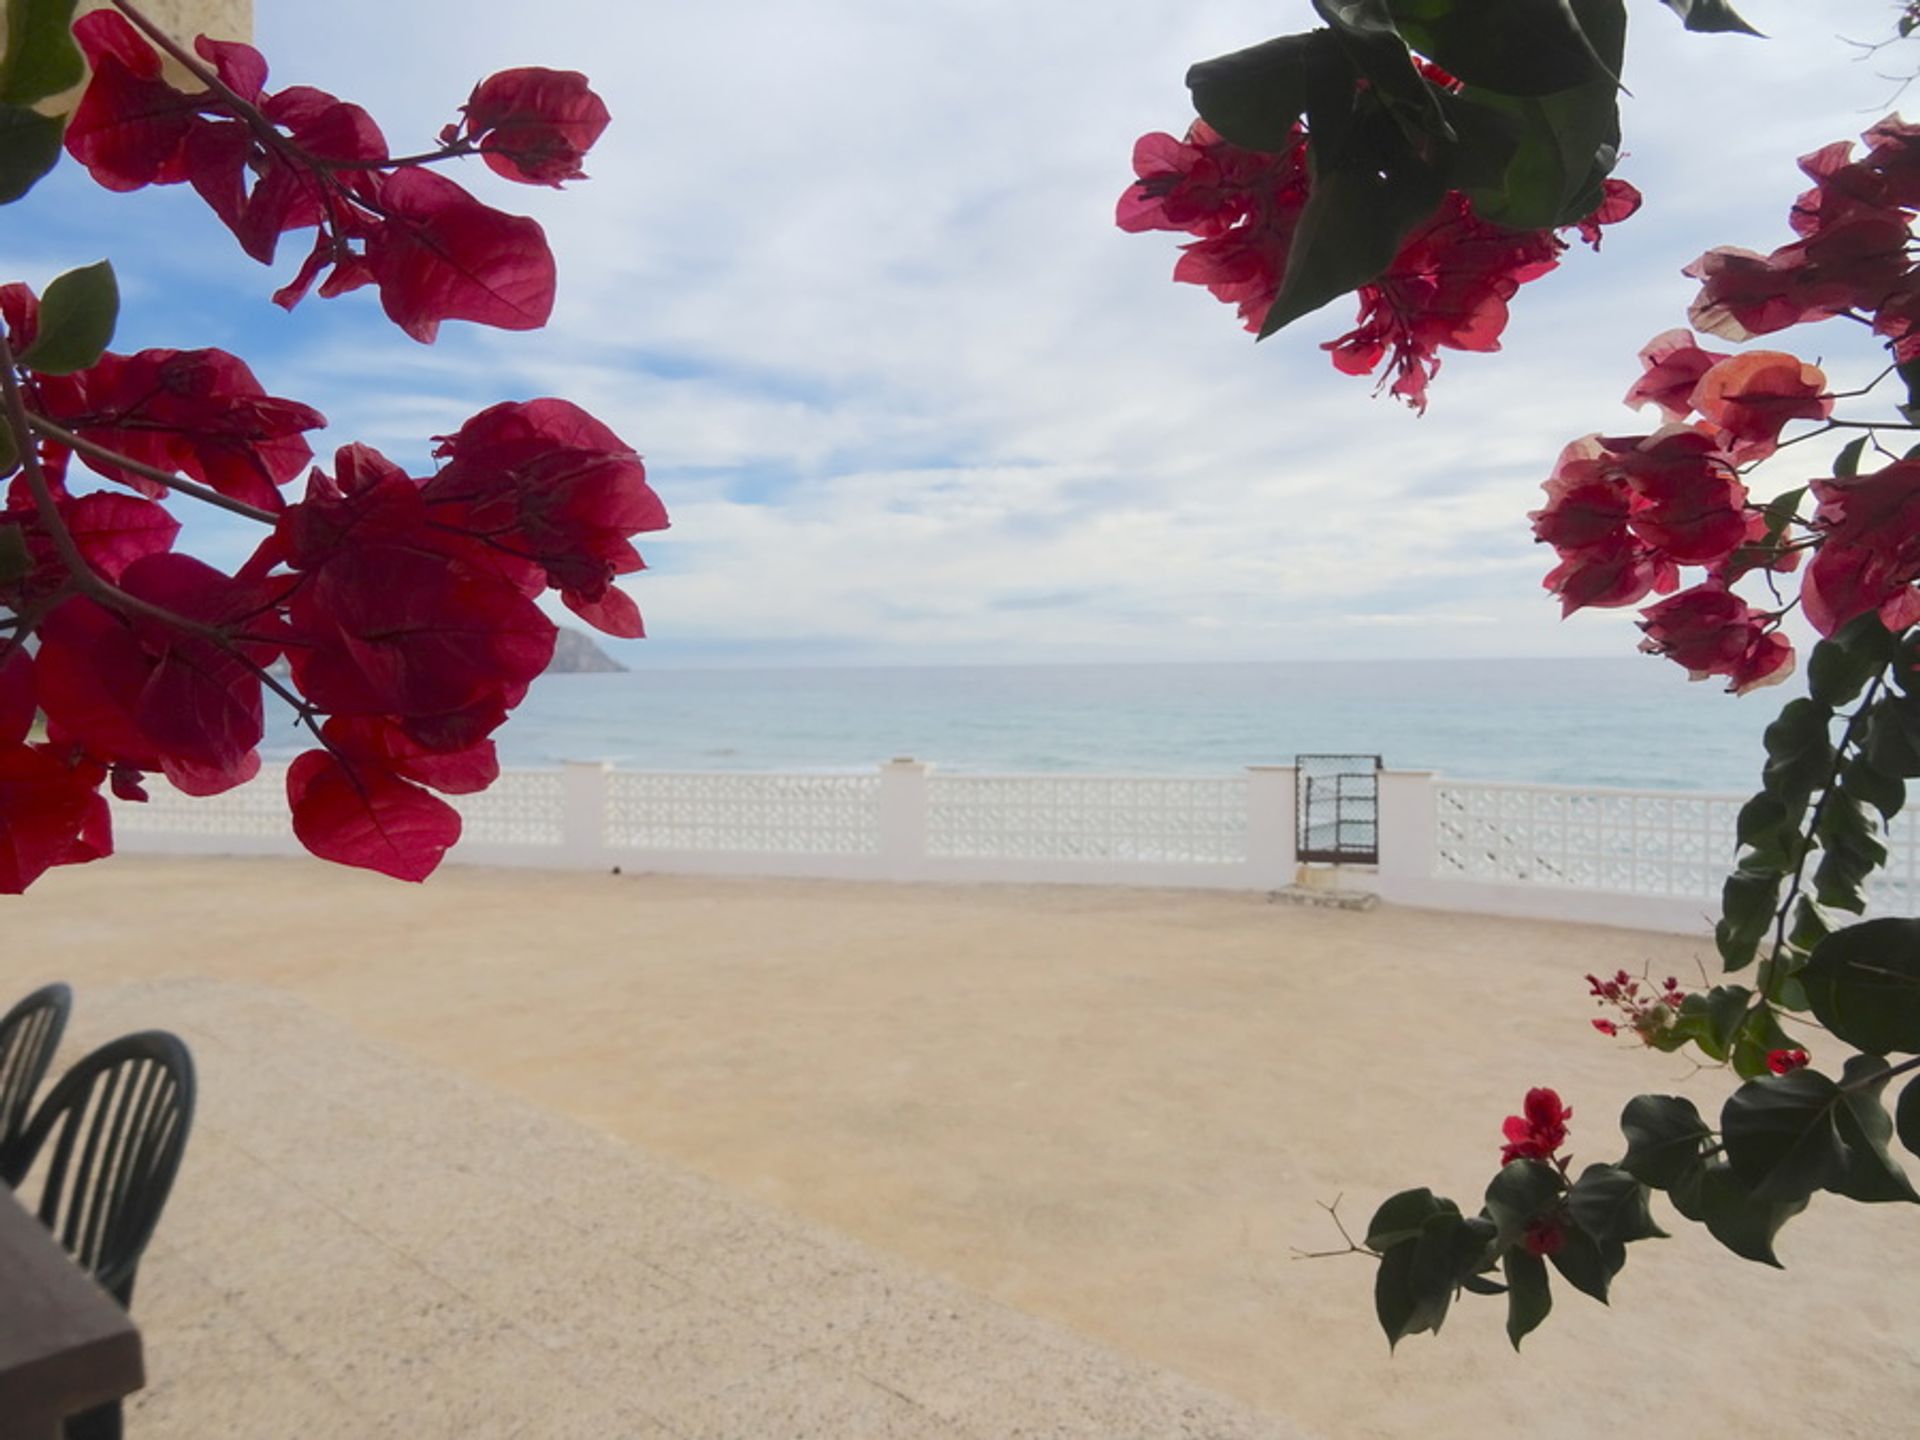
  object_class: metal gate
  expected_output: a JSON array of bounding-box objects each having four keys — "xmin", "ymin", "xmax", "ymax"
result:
[{"xmin": 1296, "ymin": 754, "xmax": 1381, "ymax": 865}]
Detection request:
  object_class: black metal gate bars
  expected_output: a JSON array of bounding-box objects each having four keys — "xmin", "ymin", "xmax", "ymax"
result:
[{"xmin": 1295, "ymin": 754, "xmax": 1381, "ymax": 865}]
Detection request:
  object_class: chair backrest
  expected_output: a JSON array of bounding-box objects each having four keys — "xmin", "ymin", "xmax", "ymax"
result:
[
  {"xmin": 15, "ymin": 1030, "xmax": 195, "ymax": 1304},
  {"xmin": 0, "ymin": 982, "xmax": 72, "ymax": 1184}
]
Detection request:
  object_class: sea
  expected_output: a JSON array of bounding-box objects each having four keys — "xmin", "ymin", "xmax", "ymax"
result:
[{"xmin": 317, "ymin": 657, "xmax": 1788, "ymax": 794}]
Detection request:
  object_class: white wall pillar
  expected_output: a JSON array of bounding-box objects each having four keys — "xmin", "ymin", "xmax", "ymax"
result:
[
  {"xmin": 1377, "ymin": 769, "xmax": 1438, "ymax": 884},
  {"xmin": 1245, "ymin": 766, "xmax": 1298, "ymax": 888},
  {"xmin": 560, "ymin": 760, "xmax": 611, "ymax": 867},
  {"xmin": 877, "ymin": 758, "xmax": 931, "ymax": 880}
]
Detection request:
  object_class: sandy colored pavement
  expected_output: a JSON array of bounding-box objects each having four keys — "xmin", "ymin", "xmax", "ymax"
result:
[{"xmin": 15, "ymin": 857, "xmax": 1920, "ymax": 1438}]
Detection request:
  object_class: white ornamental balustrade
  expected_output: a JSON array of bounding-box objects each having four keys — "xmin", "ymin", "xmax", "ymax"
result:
[
  {"xmin": 1432, "ymin": 781, "xmax": 1745, "ymax": 899},
  {"xmin": 604, "ymin": 771, "xmax": 883, "ymax": 856},
  {"xmin": 925, "ymin": 774, "xmax": 1249, "ymax": 865}
]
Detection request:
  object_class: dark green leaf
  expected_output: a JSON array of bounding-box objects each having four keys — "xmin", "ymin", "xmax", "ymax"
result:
[
  {"xmin": 0, "ymin": 0, "xmax": 81, "ymax": 106},
  {"xmin": 1803, "ymin": 918, "xmax": 1920, "ymax": 1055},
  {"xmin": 1657, "ymin": 0, "xmax": 1763, "ymax": 36},
  {"xmin": 1483, "ymin": 1159, "xmax": 1564, "ymax": 1245},
  {"xmin": 1668, "ymin": 1159, "xmax": 1806, "ymax": 1266},
  {"xmin": 1619, "ymin": 1094, "xmax": 1711, "ymax": 1189},
  {"xmin": 17, "ymin": 261, "xmax": 118, "ymax": 376},
  {"xmin": 0, "ymin": 102, "xmax": 65, "ymax": 204},
  {"xmin": 1565, "ymin": 1163, "xmax": 1665, "ymax": 1246},
  {"xmin": 1729, "ymin": 1004, "xmax": 1798, "ymax": 1081},
  {"xmin": 0, "ymin": 523, "xmax": 28, "ymax": 588},
  {"xmin": 0, "ymin": 412, "xmax": 16, "ymax": 476},
  {"xmin": 1866, "ymin": 693, "xmax": 1920, "ymax": 778},
  {"xmin": 1811, "ymin": 797, "xmax": 1885, "ymax": 916},
  {"xmin": 1733, "ymin": 793, "xmax": 1799, "ymax": 873},
  {"xmin": 1761, "ymin": 697, "xmax": 1835, "ymax": 811},
  {"xmin": 1807, "ymin": 614, "xmax": 1894, "ymax": 708},
  {"xmin": 1841, "ymin": 753, "xmax": 1905, "ymax": 823},
  {"xmin": 1547, "ymin": 1222, "xmax": 1622, "ymax": 1303},
  {"xmin": 1186, "ymin": 33, "xmax": 1337, "ymax": 153},
  {"xmin": 1257, "ymin": 139, "xmax": 1445, "ymax": 336},
  {"xmin": 1460, "ymin": 1271, "xmax": 1507, "ymax": 1296},
  {"xmin": 1374, "ymin": 1238, "xmax": 1423, "ymax": 1346},
  {"xmin": 1389, "ymin": 0, "xmax": 1612, "ymax": 95},
  {"xmin": 1832, "ymin": 1054, "xmax": 1920, "ymax": 1204},
  {"xmin": 1408, "ymin": 1211, "xmax": 1497, "ymax": 1334},
  {"xmin": 1364, "ymin": 1187, "xmax": 1459, "ymax": 1251},
  {"xmin": 1895, "ymin": 1074, "xmax": 1920, "ymax": 1160},
  {"xmin": 1311, "ymin": 0, "xmax": 1456, "ymax": 155},
  {"xmin": 1721, "ymin": 1069, "xmax": 1848, "ymax": 1204},
  {"xmin": 1502, "ymin": 1248, "xmax": 1551, "ymax": 1349},
  {"xmin": 1833, "ymin": 436, "xmax": 1870, "ymax": 479},
  {"xmin": 1717, "ymin": 866, "xmax": 1782, "ymax": 972}
]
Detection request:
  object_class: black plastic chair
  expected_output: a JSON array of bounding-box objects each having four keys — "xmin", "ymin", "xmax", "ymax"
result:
[
  {"xmin": 14, "ymin": 1030, "xmax": 196, "ymax": 1306},
  {"xmin": 0, "ymin": 981, "xmax": 72, "ymax": 1186},
  {"xmin": 13, "ymin": 1031, "xmax": 195, "ymax": 1440}
]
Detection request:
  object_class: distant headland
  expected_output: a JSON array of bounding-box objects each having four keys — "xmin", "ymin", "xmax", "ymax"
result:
[{"xmin": 546, "ymin": 627, "xmax": 627, "ymax": 674}]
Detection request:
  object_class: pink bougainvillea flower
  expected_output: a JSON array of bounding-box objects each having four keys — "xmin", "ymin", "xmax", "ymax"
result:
[
  {"xmin": 286, "ymin": 749, "xmax": 461, "ymax": 883},
  {"xmin": 451, "ymin": 68, "xmax": 610, "ymax": 186},
  {"xmin": 1800, "ymin": 460, "xmax": 1920, "ymax": 635},
  {"xmin": 1591, "ymin": 1018, "xmax": 1619, "ymax": 1037},
  {"xmin": 1637, "ymin": 584, "xmax": 1794, "ymax": 694},
  {"xmin": 1499, "ymin": 1088, "xmax": 1571, "ymax": 1166},
  {"xmin": 1623, "ymin": 330, "xmax": 1732, "ymax": 422},
  {"xmin": 0, "ymin": 744, "xmax": 112, "ymax": 894},
  {"xmin": 1689, "ymin": 350, "xmax": 1831, "ymax": 463},
  {"xmin": 1767, "ymin": 1048, "xmax": 1811, "ymax": 1075}
]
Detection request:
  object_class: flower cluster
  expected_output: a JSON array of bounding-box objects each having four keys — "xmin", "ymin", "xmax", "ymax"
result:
[
  {"xmin": 63, "ymin": 11, "xmax": 606, "ymax": 341},
  {"xmin": 0, "ymin": 12, "xmax": 658, "ymax": 893},
  {"xmin": 1498, "ymin": 1087, "xmax": 1571, "ymax": 1167},
  {"xmin": 1586, "ymin": 969, "xmax": 1689, "ymax": 1044},
  {"xmin": 1116, "ymin": 120, "xmax": 1638, "ymax": 410},
  {"xmin": 1766, "ymin": 1047, "xmax": 1812, "ymax": 1075}
]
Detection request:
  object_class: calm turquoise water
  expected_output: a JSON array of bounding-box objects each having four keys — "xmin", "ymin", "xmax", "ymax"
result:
[{"xmin": 311, "ymin": 657, "xmax": 1780, "ymax": 792}]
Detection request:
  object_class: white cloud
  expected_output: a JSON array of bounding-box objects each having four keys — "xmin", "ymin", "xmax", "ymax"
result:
[{"xmin": 40, "ymin": 0, "xmax": 1913, "ymax": 661}]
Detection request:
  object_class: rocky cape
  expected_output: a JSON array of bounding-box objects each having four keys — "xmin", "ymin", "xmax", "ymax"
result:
[{"xmin": 545, "ymin": 627, "xmax": 628, "ymax": 674}]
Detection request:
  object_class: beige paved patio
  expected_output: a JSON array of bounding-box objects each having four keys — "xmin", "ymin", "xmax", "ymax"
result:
[
  {"xmin": 16, "ymin": 856, "xmax": 1920, "ymax": 1437},
  {"xmin": 67, "ymin": 977, "xmax": 1302, "ymax": 1439}
]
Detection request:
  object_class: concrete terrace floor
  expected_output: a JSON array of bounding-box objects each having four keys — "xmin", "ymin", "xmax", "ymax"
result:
[{"xmin": 14, "ymin": 856, "xmax": 1920, "ymax": 1438}]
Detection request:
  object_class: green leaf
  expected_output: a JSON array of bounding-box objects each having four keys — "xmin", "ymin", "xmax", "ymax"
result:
[
  {"xmin": 1564, "ymin": 1163, "xmax": 1665, "ymax": 1246},
  {"xmin": 1733, "ymin": 793, "xmax": 1800, "ymax": 874},
  {"xmin": 1460, "ymin": 1271, "xmax": 1507, "ymax": 1297},
  {"xmin": 1895, "ymin": 1074, "xmax": 1920, "ymax": 1160},
  {"xmin": 1657, "ymin": 0, "xmax": 1763, "ymax": 36},
  {"xmin": 1811, "ymin": 797, "xmax": 1885, "ymax": 916},
  {"xmin": 1717, "ymin": 866, "xmax": 1782, "ymax": 972},
  {"xmin": 1483, "ymin": 1159, "xmax": 1564, "ymax": 1245},
  {"xmin": 1866, "ymin": 693, "xmax": 1920, "ymax": 778},
  {"xmin": 1374, "ymin": 1238, "xmax": 1425, "ymax": 1347},
  {"xmin": 1807, "ymin": 614, "xmax": 1894, "ymax": 708},
  {"xmin": 1721, "ymin": 1068, "xmax": 1848, "ymax": 1204},
  {"xmin": 1832, "ymin": 1054, "xmax": 1920, "ymax": 1204},
  {"xmin": 1502, "ymin": 1247, "xmax": 1551, "ymax": 1349},
  {"xmin": 1668, "ymin": 1159, "xmax": 1806, "ymax": 1266},
  {"xmin": 1364, "ymin": 1187, "xmax": 1459, "ymax": 1251},
  {"xmin": 1408, "ymin": 1211, "xmax": 1497, "ymax": 1334},
  {"xmin": 17, "ymin": 261, "xmax": 118, "ymax": 376},
  {"xmin": 1311, "ymin": 0, "xmax": 1456, "ymax": 155},
  {"xmin": 1186, "ymin": 33, "xmax": 1336, "ymax": 153},
  {"xmin": 1547, "ymin": 1222, "xmax": 1622, "ymax": 1303},
  {"xmin": 1619, "ymin": 1094, "xmax": 1711, "ymax": 1190},
  {"xmin": 1453, "ymin": 0, "xmax": 1622, "ymax": 229},
  {"xmin": 0, "ymin": 0, "xmax": 81, "ymax": 107},
  {"xmin": 0, "ymin": 410, "xmax": 16, "ymax": 475},
  {"xmin": 0, "ymin": 522, "xmax": 28, "ymax": 588},
  {"xmin": 1803, "ymin": 918, "xmax": 1920, "ymax": 1055},
  {"xmin": 1833, "ymin": 436, "xmax": 1870, "ymax": 479},
  {"xmin": 1389, "ymin": 0, "xmax": 1613, "ymax": 96},
  {"xmin": 1257, "ymin": 137, "xmax": 1445, "ymax": 336},
  {"xmin": 0, "ymin": 101, "xmax": 65, "ymax": 204},
  {"xmin": 1840, "ymin": 752, "xmax": 1905, "ymax": 824},
  {"xmin": 1729, "ymin": 1004, "xmax": 1798, "ymax": 1081},
  {"xmin": 1761, "ymin": 697, "xmax": 1835, "ymax": 810}
]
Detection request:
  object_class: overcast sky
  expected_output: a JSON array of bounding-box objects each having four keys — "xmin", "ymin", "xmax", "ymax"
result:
[{"xmin": 12, "ymin": 0, "xmax": 1912, "ymax": 665}]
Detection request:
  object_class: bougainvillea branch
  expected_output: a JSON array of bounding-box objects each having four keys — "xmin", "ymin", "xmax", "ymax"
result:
[{"xmin": 0, "ymin": 2, "xmax": 661, "ymax": 891}]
